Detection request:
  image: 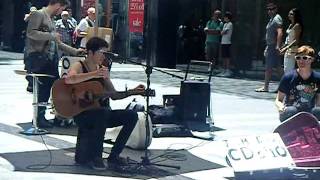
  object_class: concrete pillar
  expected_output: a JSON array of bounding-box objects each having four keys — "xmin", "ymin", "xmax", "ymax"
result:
[{"xmin": 1, "ymin": 0, "xmax": 14, "ymax": 49}]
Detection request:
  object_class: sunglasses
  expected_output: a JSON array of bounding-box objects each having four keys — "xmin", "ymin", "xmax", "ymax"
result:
[
  {"xmin": 97, "ymin": 49, "xmax": 112, "ymax": 63},
  {"xmin": 97, "ymin": 49, "xmax": 108, "ymax": 54},
  {"xmin": 295, "ymin": 55, "xmax": 313, "ymax": 61}
]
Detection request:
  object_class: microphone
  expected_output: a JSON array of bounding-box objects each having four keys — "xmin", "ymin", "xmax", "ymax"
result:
[
  {"xmin": 104, "ymin": 52, "xmax": 119, "ymax": 57},
  {"xmin": 104, "ymin": 52, "xmax": 124, "ymax": 64}
]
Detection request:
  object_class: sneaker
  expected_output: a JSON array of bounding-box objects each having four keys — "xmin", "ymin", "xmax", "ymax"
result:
[
  {"xmin": 107, "ymin": 156, "xmax": 130, "ymax": 171},
  {"xmin": 37, "ymin": 119, "xmax": 53, "ymax": 128},
  {"xmin": 26, "ymin": 86, "xmax": 33, "ymax": 93},
  {"xmin": 88, "ymin": 157, "xmax": 106, "ymax": 171}
]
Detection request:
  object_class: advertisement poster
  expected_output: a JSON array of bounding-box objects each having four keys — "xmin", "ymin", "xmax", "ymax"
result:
[{"xmin": 128, "ymin": 0, "xmax": 144, "ymax": 33}]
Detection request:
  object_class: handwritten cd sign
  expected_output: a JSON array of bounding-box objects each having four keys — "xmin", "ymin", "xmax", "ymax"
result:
[{"xmin": 225, "ymin": 133, "xmax": 295, "ymax": 172}]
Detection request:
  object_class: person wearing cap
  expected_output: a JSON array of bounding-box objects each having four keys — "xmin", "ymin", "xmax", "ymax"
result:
[
  {"xmin": 75, "ymin": 7, "xmax": 96, "ymax": 48},
  {"xmin": 275, "ymin": 45, "xmax": 320, "ymax": 122},
  {"xmin": 56, "ymin": 10, "xmax": 75, "ymax": 47},
  {"xmin": 255, "ymin": 2, "xmax": 283, "ymax": 92},
  {"xmin": 66, "ymin": 8, "xmax": 77, "ymax": 27}
]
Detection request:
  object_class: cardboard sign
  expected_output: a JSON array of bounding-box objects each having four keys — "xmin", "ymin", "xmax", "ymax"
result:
[
  {"xmin": 128, "ymin": 0, "xmax": 144, "ymax": 33},
  {"xmin": 225, "ymin": 133, "xmax": 295, "ymax": 172},
  {"xmin": 86, "ymin": 27, "xmax": 113, "ymax": 50}
]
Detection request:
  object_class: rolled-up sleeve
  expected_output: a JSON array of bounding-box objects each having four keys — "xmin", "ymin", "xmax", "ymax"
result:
[{"xmin": 58, "ymin": 41, "xmax": 78, "ymax": 56}]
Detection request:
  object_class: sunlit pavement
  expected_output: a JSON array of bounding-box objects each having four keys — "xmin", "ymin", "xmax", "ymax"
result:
[{"xmin": 0, "ymin": 51, "xmax": 281, "ymax": 179}]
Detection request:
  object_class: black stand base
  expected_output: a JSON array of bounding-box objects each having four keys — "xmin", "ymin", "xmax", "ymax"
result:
[
  {"xmin": 136, "ymin": 156, "xmax": 180, "ymax": 170},
  {"xmin": 20, "ymin": 127, "xmax": 49, "ymax": 135}
]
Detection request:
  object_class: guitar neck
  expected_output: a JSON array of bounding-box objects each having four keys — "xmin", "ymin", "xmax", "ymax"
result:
[{"xmin": 96, "ymin": 89, "xmax": 155, "ymax": 100}]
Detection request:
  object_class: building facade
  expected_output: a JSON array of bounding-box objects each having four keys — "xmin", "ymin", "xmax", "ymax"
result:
[{"xmin": 0, "ymin": 0, "xmax": 319, "ymax": 71}]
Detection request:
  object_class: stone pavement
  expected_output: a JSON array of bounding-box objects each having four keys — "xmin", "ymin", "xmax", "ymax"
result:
[{"xmin": 0, "ymin": 51, "xmax": 282, "ymax": 179}]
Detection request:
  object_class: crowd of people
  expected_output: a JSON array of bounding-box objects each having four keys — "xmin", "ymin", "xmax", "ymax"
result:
[{"xmin": 21, "ymin": 0, "xmax": 320, "ymax": 172}]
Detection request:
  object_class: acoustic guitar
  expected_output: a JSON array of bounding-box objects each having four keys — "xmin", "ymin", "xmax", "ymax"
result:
[{"xmin": 51, "ymin": 79, "xmax": 155, "ymax": 118}]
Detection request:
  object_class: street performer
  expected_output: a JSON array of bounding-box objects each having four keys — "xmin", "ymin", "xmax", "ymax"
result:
[{"xmin": 64, "ymin": 37, "xmax": 145, "ymax": 171}]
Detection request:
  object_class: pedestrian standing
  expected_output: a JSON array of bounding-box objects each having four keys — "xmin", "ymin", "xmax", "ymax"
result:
[
  {"xmin": 204, "ymin": 9, "xmax": 223, "ymax": 67},
  {"xmin": 66, "ymin": 7, "xmax": 77, "ymax": 27},
  {"xmin": 255, "ymin": 2, "xmax": 283, "ymax": 92},
  {"xmin": 25, "ymin": 0, "xmax": 84, "ymax": 128},
  {"xmin": 282, "ymin": 8, "xmax": 303, "ymax": 73},
  {"xmin": 75, "ymin": 7, "xmax": 95, "ymax": 48},
  {"xmin": 218, "ymin": 11, "xmax": 233, "ymax": 77},
  {"xmin": 56, "ymin": 11, "xmax": 75, "ymax": 47}
]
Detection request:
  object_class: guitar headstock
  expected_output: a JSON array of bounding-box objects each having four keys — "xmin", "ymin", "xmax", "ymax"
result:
[{"xmin": 130, "ymin": 88, "xmax": 156, "ymax": 97}]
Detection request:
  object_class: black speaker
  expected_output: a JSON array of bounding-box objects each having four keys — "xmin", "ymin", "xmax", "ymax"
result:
[{"xmin": 180, "ymin": 81, "xmax": 210, "ymax": 124}]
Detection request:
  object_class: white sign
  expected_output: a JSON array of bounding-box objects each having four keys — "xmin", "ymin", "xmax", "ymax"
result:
[{"xmin": 225, "ymin": 133, "xmax": 295, "ymax": 172}]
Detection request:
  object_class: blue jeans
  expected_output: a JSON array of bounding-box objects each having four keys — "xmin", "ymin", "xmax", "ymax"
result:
[
  {"xmin": 26, "ymin": 53, "xmax": 59, "ymax": 121},
  {"xmin": 279, "ymin": 106, "xmax": 320, "ymax": 122}
]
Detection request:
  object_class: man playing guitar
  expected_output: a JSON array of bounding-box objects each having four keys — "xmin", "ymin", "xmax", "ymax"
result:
[{"xmin": 63, "ymin": 37, "xmax": 146, "ymax": 171}]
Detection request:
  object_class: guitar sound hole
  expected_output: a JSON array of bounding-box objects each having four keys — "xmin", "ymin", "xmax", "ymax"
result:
[{"xmin": 79, "ymin": 91, "xmax": 94, "ymax": 108}]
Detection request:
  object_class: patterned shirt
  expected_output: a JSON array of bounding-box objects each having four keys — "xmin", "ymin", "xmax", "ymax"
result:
[
  {"xmin": 56, "ymin": 19, "xmax": 75, "ymax": 46},
  {"xmin": 266, "ymin": 14, "xmax": 282, "ymax": 45},
  {"xmin": 278, "ymin": 70, "xmax": 320, "ymax": 111}
]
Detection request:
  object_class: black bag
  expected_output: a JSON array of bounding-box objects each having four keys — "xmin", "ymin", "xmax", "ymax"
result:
[
  {"xmin": 28, "ymin": 52, "xmax": 51, "ymax": 73},
  {"xmin": 148, "ymin": 105, "xmax": 179, "ymax": 124},
  {"xmin": 125, "ymin": 98, "xmax": 145, "ymax": 112}
]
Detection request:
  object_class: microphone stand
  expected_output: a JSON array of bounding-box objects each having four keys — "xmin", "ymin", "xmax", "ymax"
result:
[{"xmin": 123, "ymin": 57, "xmax": 181, "ymax": 170}]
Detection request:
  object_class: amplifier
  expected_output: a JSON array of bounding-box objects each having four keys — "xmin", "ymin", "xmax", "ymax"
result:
[
  {"xmin": 60, "ymin": 56, "xmax": 84, "ymax": 77},
  {"xmin": 180, "ymin": 81, "xmax": 210, "ymax": 124}
]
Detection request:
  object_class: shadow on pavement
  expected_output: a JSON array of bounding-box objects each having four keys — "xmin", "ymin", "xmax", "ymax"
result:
[
  {"xmin": 1, "ymin": 147, "xmax": 224, "ymax": 179},
  {"xmin": 18, "ymin": 122, "xmax": 78, "ymax": 136},
  {"xmin": 18, "ymin": 122, "xmax": 224, "ymax": 139}
]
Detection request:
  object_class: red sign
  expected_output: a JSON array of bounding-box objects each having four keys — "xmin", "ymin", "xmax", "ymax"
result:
[{"xmin": 128, "ymin": 0, "xmax": 145, "ymax": 33}]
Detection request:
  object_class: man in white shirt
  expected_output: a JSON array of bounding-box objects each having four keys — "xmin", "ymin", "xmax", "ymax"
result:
[{"xmin": 75, "ymin": 7, "xmax": 95, "ymax": 48}]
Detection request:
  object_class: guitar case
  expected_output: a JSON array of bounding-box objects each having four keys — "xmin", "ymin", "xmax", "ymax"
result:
[
  {"xmin": 274, "ymin": 112, "xmax": 320, "ymax": 167},
  {"xmin": 105, "ymin": 112, "xmax": 153, "ymax": 150},
  {"xmin": 231, "ymin": 112, "xmax": 320, "ymax": 180}
]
